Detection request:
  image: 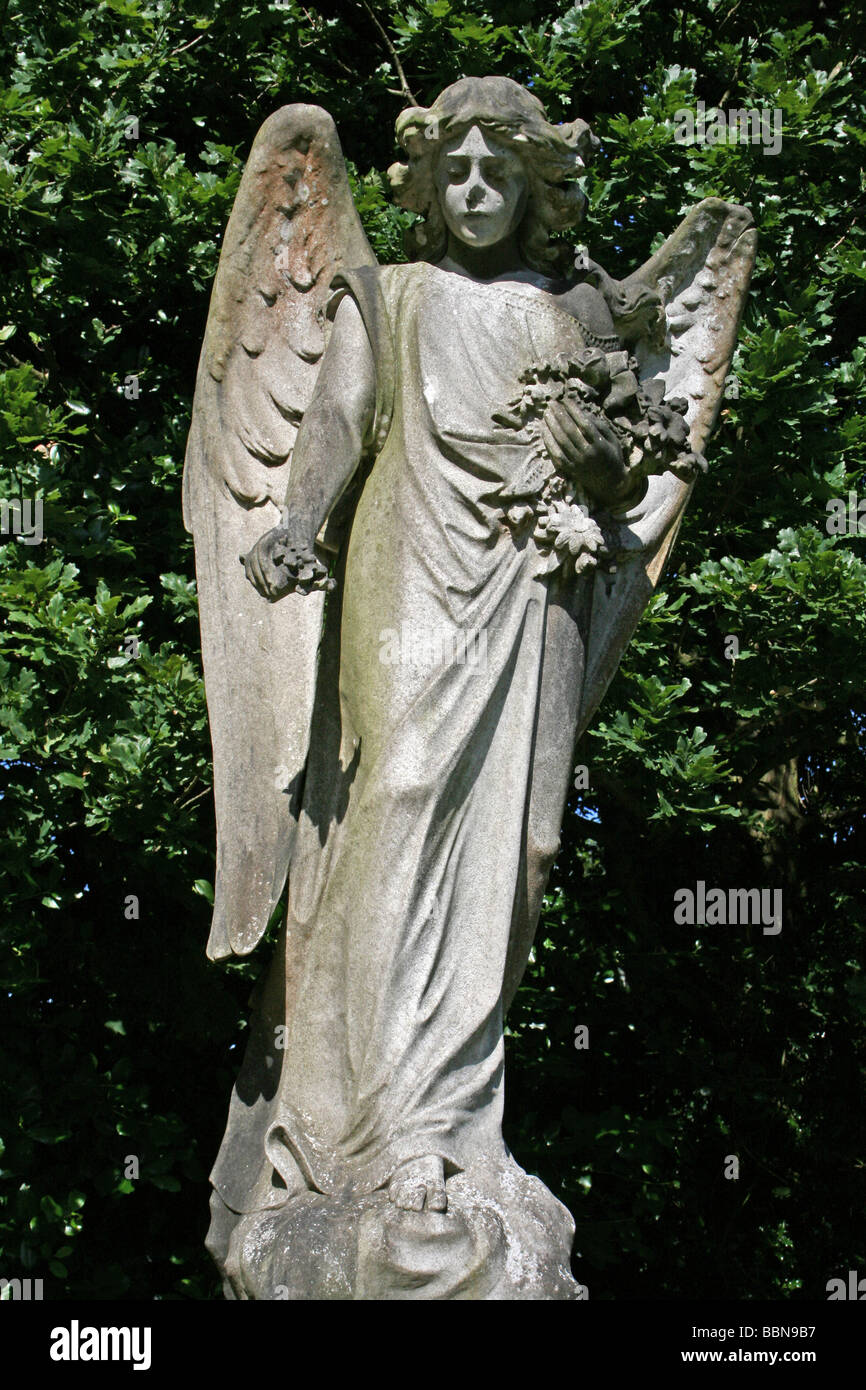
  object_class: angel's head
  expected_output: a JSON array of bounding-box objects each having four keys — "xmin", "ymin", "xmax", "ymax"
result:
[{"xmin": 388, "ymin": 77, "xmax": 598, "ymax": 276}]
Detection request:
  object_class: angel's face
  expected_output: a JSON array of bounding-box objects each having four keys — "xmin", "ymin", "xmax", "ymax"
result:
[{"xmin": 434, "ymin": 124, "xmax": 529, "ymax": 250}]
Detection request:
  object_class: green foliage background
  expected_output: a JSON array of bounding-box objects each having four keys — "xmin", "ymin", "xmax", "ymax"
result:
[{"xmin": 1, "ymin": 0, "xmax": 864, "ymax": 1299}]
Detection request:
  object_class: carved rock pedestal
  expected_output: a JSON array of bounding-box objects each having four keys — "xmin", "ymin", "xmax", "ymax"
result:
[{"xmin": 218, "ymin": 1158, "xmax": 580, "ymax": 1301}]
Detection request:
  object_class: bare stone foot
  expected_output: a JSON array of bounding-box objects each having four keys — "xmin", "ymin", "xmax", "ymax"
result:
[{"xmin": 388, "ymin": 1155, "xmax": 448, "ymax": 1212}]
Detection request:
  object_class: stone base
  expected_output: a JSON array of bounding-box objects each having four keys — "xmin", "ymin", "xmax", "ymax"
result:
[{"xmin": 217, "ymin": 1157, "xmax": 581, "ymax": 1300}]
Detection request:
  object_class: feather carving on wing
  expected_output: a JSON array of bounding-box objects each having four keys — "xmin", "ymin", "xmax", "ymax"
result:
[
  {"xmin": 183, "ymin": 107, "xmax": 376, "ymax": 960},
  {"xmin": 575, "ymin": 198, "xmax": 757, "ymax": 738}
]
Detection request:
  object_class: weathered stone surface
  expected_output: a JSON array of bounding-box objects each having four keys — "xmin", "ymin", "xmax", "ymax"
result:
[
  {"xmin": 222, "ymin": 1159, "xmax": 579, "ymax": 1301},
  {"xmin": 185, "ymin": 75, "xmax": 756, "ymax": 1301}
]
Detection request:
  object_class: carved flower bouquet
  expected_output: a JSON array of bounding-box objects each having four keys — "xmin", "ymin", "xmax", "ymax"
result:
[{"xmin": 493, "ymin": 346, "xmax": 706, "ymax": 577}]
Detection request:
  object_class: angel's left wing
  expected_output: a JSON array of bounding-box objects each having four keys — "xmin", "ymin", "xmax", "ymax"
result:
[
  {"xmin": 183, "ymin": 106, "xmax": 375, "ymax": 960},
  {"xmin": 576, "ymin": 199, "xmax": 757, "ymax": 740}
]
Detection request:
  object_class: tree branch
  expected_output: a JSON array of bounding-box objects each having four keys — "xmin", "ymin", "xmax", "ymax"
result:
[{"xmin": 357, "ymin": 0, "xmax": 417, "ymax": 106}]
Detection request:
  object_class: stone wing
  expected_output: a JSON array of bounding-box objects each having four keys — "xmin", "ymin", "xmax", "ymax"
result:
[
  {"xmin": 576, "ymin": 199, "xmax": 757, "ymax": 740},
  {"xmin": 183, "ymin": 106, "xmax": 376, "ymax": 959}
]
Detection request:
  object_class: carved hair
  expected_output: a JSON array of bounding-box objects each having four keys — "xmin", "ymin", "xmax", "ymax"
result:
[{"xmin": 388, "ymin": 76, "xmax": 598, "ymax": 276}]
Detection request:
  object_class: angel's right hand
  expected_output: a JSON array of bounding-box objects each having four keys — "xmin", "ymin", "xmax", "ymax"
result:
[{"xmin": 242, "ymin": 527, "xmax": 335, "ymax": 601}]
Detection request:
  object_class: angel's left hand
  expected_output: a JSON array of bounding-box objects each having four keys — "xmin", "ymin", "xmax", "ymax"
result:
[{"xmin": 541, "ymin": 399, "xmax": 632, "ymax": 505}]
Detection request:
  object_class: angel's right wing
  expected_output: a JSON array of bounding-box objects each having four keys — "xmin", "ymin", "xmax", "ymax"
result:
[{"xmin": 183, "ymin": 106, "xmax": 375, "ymax": 960}]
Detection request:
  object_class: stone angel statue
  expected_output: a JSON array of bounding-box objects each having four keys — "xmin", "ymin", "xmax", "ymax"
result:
[{"xmin": 183, "ymin": 77, "xmax": 756, "ymax": 1300}]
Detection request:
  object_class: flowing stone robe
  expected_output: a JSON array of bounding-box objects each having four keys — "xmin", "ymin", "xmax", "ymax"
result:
[{"xmin": 210, "ymin": 261, "xmax": 602, "ymax": 1219}]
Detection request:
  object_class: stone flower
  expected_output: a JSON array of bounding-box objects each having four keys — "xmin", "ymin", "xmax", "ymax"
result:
[{"xmin": 534, "ymin": 499, "xmax": 609, "ymax": 575}]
